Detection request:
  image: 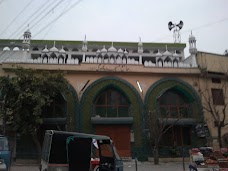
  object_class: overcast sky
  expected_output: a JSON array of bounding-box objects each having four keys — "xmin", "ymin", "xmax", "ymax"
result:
[{"xmin": 0, "ymin": 0, "xmax": 227, "ymax": 57}]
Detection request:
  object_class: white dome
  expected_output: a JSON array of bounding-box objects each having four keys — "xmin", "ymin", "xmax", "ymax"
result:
[
  {"xmin": 108, "ymin": 46, "xmax": 117, "ymax": 52},
  {"xmin": 173, "ymin": 50, "xmax": 179, "ymax": 57},
  {"xmin": 163, "ymin": 45, "xmax": 171, "ymax": 56},
  {"xmin": 155, "ymin": 49, "xmax": 162, "ymax": 57},
  {"xmin": 50, "ymin": 46, "xmax": 58, "ymax": 52},
  {"xmin": 189, "ymin": 31, "xmax": 196, "ymax": 42},
  {"xmin": 24, "ymin": 29, "xmax": 31, "ymax": 36},
  {"xmin": 189, "ymin": 34, "xmax": 196, "ymax": 41},
  {"xmin": 101, "ymin": 45, "xmax": 107, "ymax": 53},
  {"xmin": 42, "ymin": 45, "xmax": 49, "ymax": 53},
  {"xmin": 59, "ymin": 46, "xmax": 66, "ymax": 54},
  {"xmin": 118, "ymin": 48, "xmax": 123, "ymax": 53},
  {"xmin": 124, "ymin": 49, "xmax": 128, "ymax": 55},
  {"xmin": 96, "ymin": 49, "xmax": 101, "ymax": 53}
]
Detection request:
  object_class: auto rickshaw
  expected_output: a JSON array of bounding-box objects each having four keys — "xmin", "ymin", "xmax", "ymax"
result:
[
  {"xmin": 0, "ymin": 135, "xmax": 11, "ymax": 171},
  {"xmin": 40, "ymin": 130, "xmax": 123, "ymax": 171}
]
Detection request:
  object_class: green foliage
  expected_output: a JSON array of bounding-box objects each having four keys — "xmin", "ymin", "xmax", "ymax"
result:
[{"xmin": 0, "ymin": 67, "xmax": 69, "ymax": 135}]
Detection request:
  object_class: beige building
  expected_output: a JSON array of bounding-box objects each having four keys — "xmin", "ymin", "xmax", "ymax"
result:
[{"xmin": 0, "ymin": 30, "xmax": 227, "ymax": 159}]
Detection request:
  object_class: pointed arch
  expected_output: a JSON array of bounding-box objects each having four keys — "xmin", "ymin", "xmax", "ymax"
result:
[
  {"xmin": 145, "ymin": 77, "xmax": 203, "ymax": 121},
  {"xmin": 79, "ymin": 77, "xmax": 143, "ymax": 143}
]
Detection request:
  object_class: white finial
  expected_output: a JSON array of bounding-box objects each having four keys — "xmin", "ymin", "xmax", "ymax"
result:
[
  {"xmin": 54, "ymin": 41, "xmax": 56, "ymax": 47},
  {"xmin": 111, "ymin": 42, "xmax": 113, "ymax": 47},
  {"xmin": 85, "ymin": 35, "xmax": 86, "ymax": 40},
  {"xmin": 166, "ymin": 45, "xmax": 168, "ymax": 51},
  {"xmin": 139, "ymin": 37, "xmax": 141, "ymax": 42}
]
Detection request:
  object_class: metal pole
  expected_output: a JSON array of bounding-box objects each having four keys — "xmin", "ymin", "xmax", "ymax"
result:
[
  {"xmin": 182, "ymin": 146, "xmax": 185, "ymax": 171},
  {"xmin": 135, "ymin": 157, "xmax": 138, "ymax": 171}
]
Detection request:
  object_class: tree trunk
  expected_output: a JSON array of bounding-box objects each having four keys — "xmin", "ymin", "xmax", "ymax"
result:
[
  {"xmin": 218, "ymin": 125, "xmax": 222, "ymax": 148},
  {"xmin": 153, "ymin": 145, "xmax": 159, "ymax": 165}
]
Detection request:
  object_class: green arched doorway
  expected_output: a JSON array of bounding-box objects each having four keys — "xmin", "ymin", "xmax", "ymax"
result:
[
  {"xmin": 144, "ymin": 77, "xmax": 205, "ymax": 157},
  {"xmin": 79, "ymin": 77, "xmax": 143, "ymax": 158}
]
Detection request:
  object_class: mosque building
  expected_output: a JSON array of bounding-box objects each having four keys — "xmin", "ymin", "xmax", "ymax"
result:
[{"xmin": 0, "ymin": 29, "xmax": 227, "ymax": 160}]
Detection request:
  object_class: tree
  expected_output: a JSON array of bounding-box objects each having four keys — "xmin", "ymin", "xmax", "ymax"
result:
[
  {"xmin": 146, "ymin": 109, "xmax": 181, "ymax": 164},
  {"xmin": 198, "ymin": 71, "xmax": 228, "ymax": 148},
  {"xmin": 0, "ymin": 67, "xmax": 69, "ymax": 158}
]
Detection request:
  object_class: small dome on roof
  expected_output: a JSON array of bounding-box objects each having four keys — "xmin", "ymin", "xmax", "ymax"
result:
[
  {"xmin": 101, "ymin": 45, "xmax": 107, "ymax": 53},
  {"xmin": 96, "ymin": 49, "xmax": 101, "ymax": 53},
  {"xmin": 42, "ymin": 45, "xmax": 49, "ymax": 53},
  {"xmin": 189, "ymin": 31, "xmax": 196, "ymax": 42},
  {"xmin": 59, "ymin": 46, "xmax": 66, "ymax": 54},
  {"xmin": 108, "ymin": 45, "xmax": 117, "ymax": 52},
  {"xmin": 155, "ymin": 49, "xmax": 162, "ymax": 57},
  {"xmin": 173, "ymin": 50, "xmax": 179, "ymax": 57},
  {"xmin": 124, "ymin": 49, "xmax": 128, "ymax": 55},
  {"xmin": 189, "ymin": 35, "xmax": 196, "ymax": 42},
  {"xmin": 50, "ymin": 41, "xmax": 59, "ymax": 53},
  {"xmin": 50, "ymin": 46, "xmax": 59, "ymax": 53},
  {"xmin": 108, "ymin": 42, "xmax": 117, "ymax": 52},
  {"xmin": 118, "ymin": 48, "xmax": 123, "ymax": 53},
  {"xmin": 163, "ymin": 45, "xmax": 171, "ymax": 56},
  {"xmin": 24, "ymin": 29, "xmax": 31, "ymax": 36}
]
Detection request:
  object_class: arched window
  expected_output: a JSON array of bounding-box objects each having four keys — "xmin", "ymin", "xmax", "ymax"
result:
[
  {"xmin": 158, "ymin": 89, "xmax": 191, "ymax": 118},
  {"xmin": 42, "ymin": 93, "xmax": 66, "ymax": 118},
  {"xmin": 94, "ymin": 88, "xmax": 130, "ymax": 117}
]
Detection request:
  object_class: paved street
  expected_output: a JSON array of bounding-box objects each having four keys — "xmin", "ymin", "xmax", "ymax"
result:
[
  {"xmin": 124, "ymin": 161, "xmax": 185, "ymax": 171},
  {"xmin": 9, "ymin": 161, "xmax": 187, "ymax": 171}
]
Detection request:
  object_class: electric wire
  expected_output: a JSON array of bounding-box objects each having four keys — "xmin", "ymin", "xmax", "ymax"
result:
[
  {"xmin": 40, "ymin": 0, "xmax": 73, "ymax": 41},
  {"xmin": 9, "ymin": 0, "xmax": 64, "ymax": 40},
  {"xmin": 6, "ymin": 0, "xmax": 56, "ymax": 39},
  {"xmin": 33, "ymin": 0, "xmax": 84, "ymax": 38},
  {"xmin": 0, "ymin": 0, "xmax": 34, "ymax": 37}
]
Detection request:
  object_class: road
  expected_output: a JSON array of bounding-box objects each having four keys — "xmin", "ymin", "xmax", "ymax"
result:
[{"xmin": 10, "ymin": 161, "xmax": 187, "ymax": 171}]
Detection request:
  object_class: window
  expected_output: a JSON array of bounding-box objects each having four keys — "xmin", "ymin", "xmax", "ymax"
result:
[
  {"xmin": 42, "ymin": 93, "xmax": 66, "ymax": 118},
  {"xmin": 160, "ymin": 126, "xmax": 191, "ymax": 146},
  {"xmin": 94, "ymin": 89, "xmax": 130, "ymax": 117},
  {"xmin": 211, "ymin": 78, "xmax": 221, "ymax": 83},
  {"xmin": 211, "ymin": 89, "xmax": 224, "ymax": 105},
  {"xmin": 158, "ymin": 89, "xmax": 191, "ymax": 118}
]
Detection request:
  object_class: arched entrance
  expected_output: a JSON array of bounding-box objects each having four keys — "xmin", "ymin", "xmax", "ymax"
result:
[
  {"xmin": 144, "ymin": 77, "xmax": 204, "ymax": 156},
  {"xmin": 80, "ymin": 77, "xmax": 143, "ymax": 158}
]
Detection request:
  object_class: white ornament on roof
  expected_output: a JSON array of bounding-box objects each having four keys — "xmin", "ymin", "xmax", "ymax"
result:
[
  {"xmin": 42, "ymin": 45, "xmax": 49, "ymax": 53},
  {"xmin": 108, "ymin": 42, "xmax": 117, "ymax": 52},
  {"xmin": 118, "ymin": 48, "xmax": 123, "ymax": 53},
  {"xmin": 189, "ymin": 31, "xmax": 197, "ymax": 55},
  {"xmin": 173, "ymin": 50, "xmax": 179, "ymax": 57},
  {"xmin": 96, "ymin": 49, "xmax": 101, "ymax": 54},
  {"xmin": 138, "ymin": 37, "xmax": 143, "ymax": 53},
  {"xmin": 101, "ymin": 45, "xmax": 107, "ymax": 53},
  {"xmin": 155, "ymin": 49, "xmax": 162, "ymax": 57},
  {"xmin": 124, "ymin": 48, "xmax": 128, "ymax": 55},
  {"xmin": 163, "ymin": 45, "xmax": 171, "ymax": 56},
  {"xmin": 82, "ymin": 35, "xmax": 88, "ymax": 52},
  {"xmin": 50, "ymin": 41, "xmax": 59, "ymax": 52},
  {"xmin": 59, "ymin": 46, "xmax": 66, "ymax": 54},
  {"xmin": 22, "ymin": 25, "xmax": 31, "ymax": 49}
]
